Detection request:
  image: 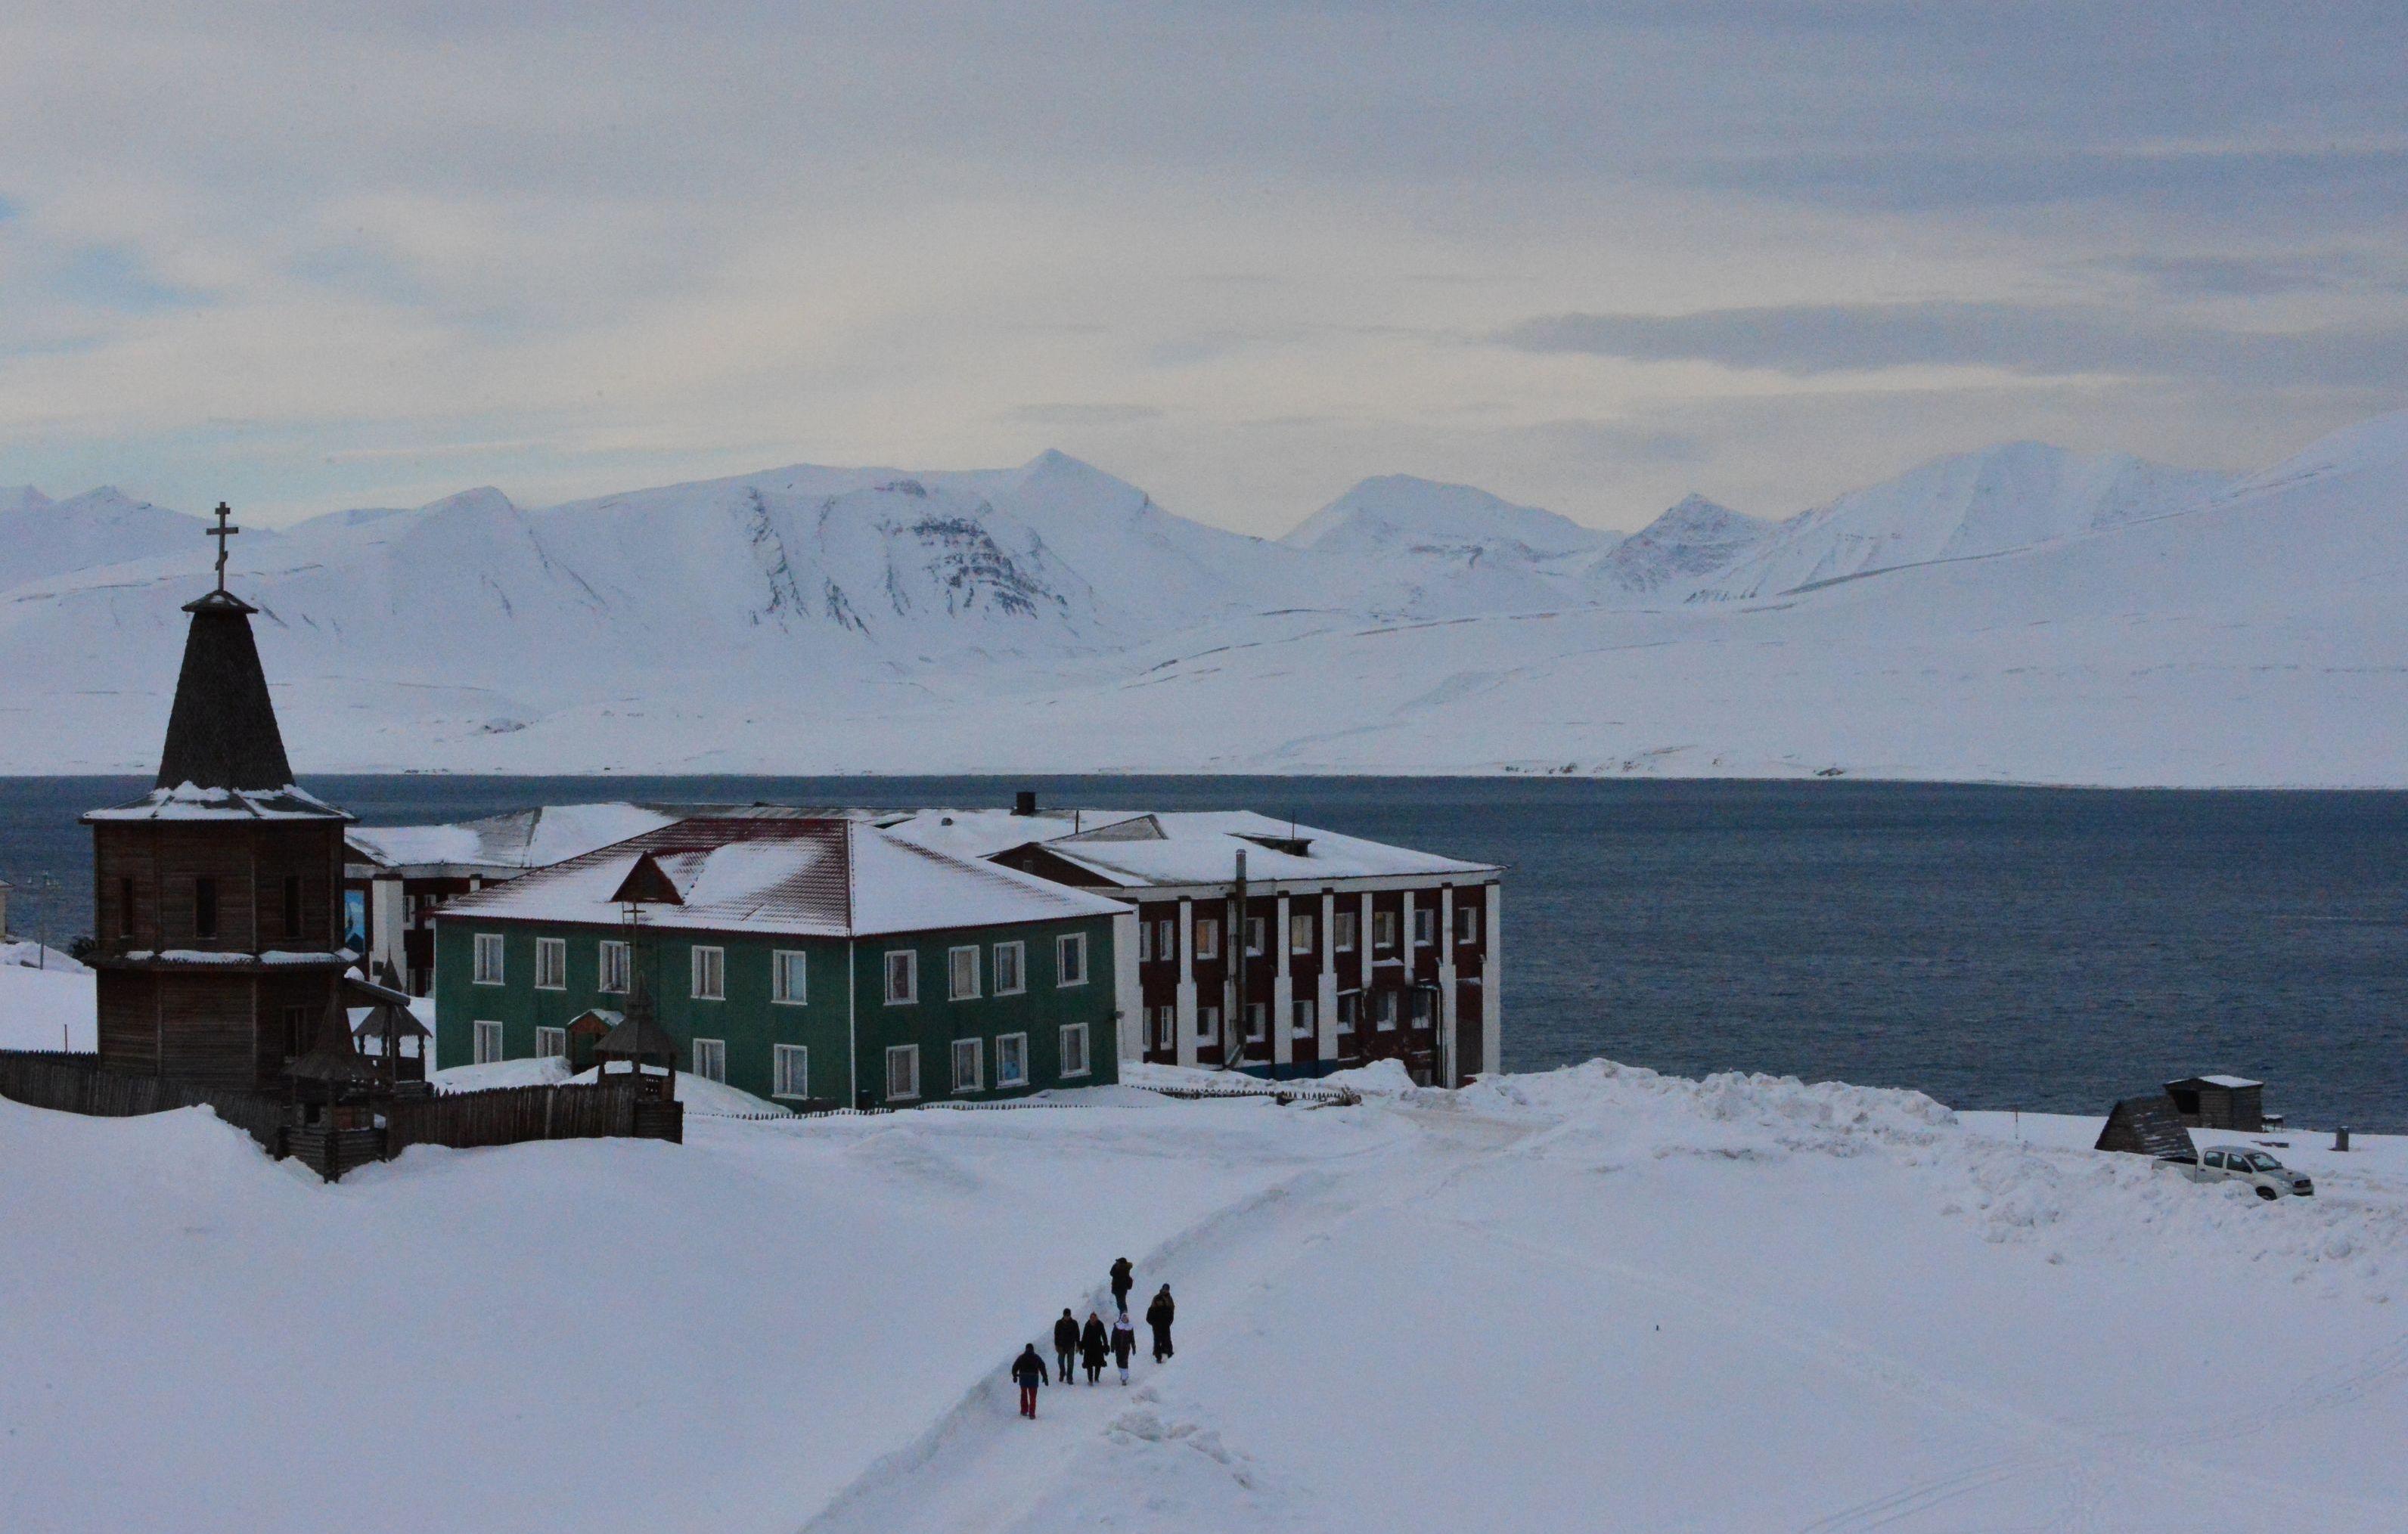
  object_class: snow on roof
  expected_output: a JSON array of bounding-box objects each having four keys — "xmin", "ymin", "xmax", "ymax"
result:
[
  {"xmin": 433, "ymin": 817, "xmax": 1125, "ymax": 937},
  {"xmin": 2194, "ymin": 1074, "xmax": 2264, "ymax": 1089},
  {"xmin": 883, "ymin": 807, "xmax": 1496, "ymax": 888},
  {"xmin": 83, "ymin": 782, "xmax": 351, "ymax": 823},
  {"xmin": 348, "ymin": 802, "xmax": 682, "ymax": 872}
]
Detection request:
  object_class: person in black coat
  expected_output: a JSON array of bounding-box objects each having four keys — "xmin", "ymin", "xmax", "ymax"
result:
[
  {"xmin": 1145, "ymin": 1284, "xmax": 1175, "ymax": 1362},
  {"xmin": 1078, "ymin": 1311, "xmax": 1110, "ymax": 1384},
  {"xmin": 1052, "ymin": 1307, "xmax": 1078, "ymax": 1384},
  {"xmin": 1011, "ymin": 1343, "xmax": 1047, "ymax": 1418},
  {"xmin": 1111, "ymin": 1311, "xmax": 1136, "ymax": 1384},
  {"xmin": 1109, "ymin": 1256, "xmax": 1135, "ymax": 1315}
]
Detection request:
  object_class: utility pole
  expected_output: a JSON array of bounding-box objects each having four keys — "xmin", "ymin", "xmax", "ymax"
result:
[
  {"xmin": 1225, "ymin": 849, "xmax": 1247, "ymax": 1071},
  {"xmin": 29, "ymin": 871, "xmax": 63, "ymax": 971}
]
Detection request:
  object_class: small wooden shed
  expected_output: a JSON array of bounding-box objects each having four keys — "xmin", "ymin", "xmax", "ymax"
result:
[
  {"xmin": 2094, "ymin": 1094, "xmax": 2192, "ymax": 1156},
  {"xmin": 2163, "ymin": 1075, "xmax": 2264, "ymax": 1132}
]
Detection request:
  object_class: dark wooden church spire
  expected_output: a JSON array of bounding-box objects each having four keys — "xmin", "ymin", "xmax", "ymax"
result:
[
  {"xmin": 154, "ymin": 504, "xmax": 294, "ymax": 791},
  {"xmin": 155, "ymin": 589, "xmax": 295, "ymax": 790}
]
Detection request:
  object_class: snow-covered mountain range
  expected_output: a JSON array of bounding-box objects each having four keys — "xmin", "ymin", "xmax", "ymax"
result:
[{"xmin": 3, "ymin": 410, "xmax": 2404, "ymax": 785}]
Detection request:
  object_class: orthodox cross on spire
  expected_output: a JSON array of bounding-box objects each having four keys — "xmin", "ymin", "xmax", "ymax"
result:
[{"xmin": 207, "ymin": 502, "xmax": 240, "ymax": 592}]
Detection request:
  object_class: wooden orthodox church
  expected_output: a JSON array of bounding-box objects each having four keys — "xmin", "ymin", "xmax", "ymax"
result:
[{"xmin": 81, "ymin": 507, "xmax": 359, "ymax": 1091}]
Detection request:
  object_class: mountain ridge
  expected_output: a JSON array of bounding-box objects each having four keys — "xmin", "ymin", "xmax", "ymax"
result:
[{"xmin": 4, "ymin": 417, "xmax": 2399, "ymax": 784}]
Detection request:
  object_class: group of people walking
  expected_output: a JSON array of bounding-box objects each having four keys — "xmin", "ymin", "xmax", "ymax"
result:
[{"xmin": 1012, "ymin": 1257, "xmax": 1176, "ymax": 1419}]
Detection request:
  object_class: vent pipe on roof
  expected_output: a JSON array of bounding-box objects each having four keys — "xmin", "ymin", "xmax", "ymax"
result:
[{"xmin": 1014, "ymin": 789, "xmax": 1038, "ymax": 817}]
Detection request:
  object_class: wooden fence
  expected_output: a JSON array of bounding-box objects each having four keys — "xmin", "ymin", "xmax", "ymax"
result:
[
  {"xmin": 386, "ymin": 1080, "xmax": 681, "ymax": 1152},
  {"xmin": 0, "ymin": 1050, "xmax": 286, "ymax": 1149},
  {"xmin": 0, "ymin": 1052, "xmax": 682, "ymax": 1176}
]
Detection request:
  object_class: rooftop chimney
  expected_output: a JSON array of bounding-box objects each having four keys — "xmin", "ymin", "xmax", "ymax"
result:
[{"xmin": 1013, "ymin": 790, "xmax": 1038, "ymax": 817}]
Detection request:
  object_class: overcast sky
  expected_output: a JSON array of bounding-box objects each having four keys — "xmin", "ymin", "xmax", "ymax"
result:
[{"xmin": 4, "ymin": 1, "xmax": 2405, "ymax": 534}]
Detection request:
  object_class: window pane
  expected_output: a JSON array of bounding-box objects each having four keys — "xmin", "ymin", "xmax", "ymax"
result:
[
  {"xmin": 953, "ymin": 1037, "xmax": 982, "ymax": 1092},
  {"xmin": 886, "ymin": 951, "xmax": 916, "ymax": 1003},
  {"xmin": 951, "ymin": 946, "xmax": 979, "ymax": 1000},
  {"xmin": 1060, "ymin": 1024, "xmax": 1088, "ymax": 1077},
  {"xmin": 995, "ymin": 942, "xmax": 1023, "ymax": 993},
  {"xmin": 998, "ymin": 1034, "xmax": 1028, "ymax": 1086},
  {"xmin": 1292, "ymin": 915, "xmax": 1314, "ymax": 953}
]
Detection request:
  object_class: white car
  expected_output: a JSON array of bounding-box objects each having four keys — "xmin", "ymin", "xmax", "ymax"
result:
[{"xmin": 2159, "ymin": 1145, "xmax": 2315, "ymax": 1199}]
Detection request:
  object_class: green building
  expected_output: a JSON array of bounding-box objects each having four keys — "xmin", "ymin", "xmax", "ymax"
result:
[{"xmin": 430, "ymin": 815, "xmax": 1125, "ymax": 1107}]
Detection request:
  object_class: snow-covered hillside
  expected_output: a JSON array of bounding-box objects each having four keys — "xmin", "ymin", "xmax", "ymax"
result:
[
  {"xmin": 5, "ymin": 412, "xmax": 2406, "ymax": 783},
  {"xmin": 1280, "ymin": 475, "xmax": 1618, "ymax": 618},
  {"xmin": 1692, "ymin": 442, "xmax": 2235, "ymax": 601},
  {"xmin": 1582, "ymin": 492, "xmax": 1774, "ymax": 596},
  {"xmin": 0, "ymin": 487, "xmax": 222, "ymax": 594},
  {"xmin": 1, "ymin": 1052, "xmax": 2400, "ymax": 1533}
]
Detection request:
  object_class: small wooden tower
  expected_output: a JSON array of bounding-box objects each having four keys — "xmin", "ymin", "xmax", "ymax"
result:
[
  {"xmin": 81, "ymin": 504, "xmax": 356, "ymax": 1090},
  {"xmin": 592, "ymin": 971, "xmax": 679, "ymax": 1102}
]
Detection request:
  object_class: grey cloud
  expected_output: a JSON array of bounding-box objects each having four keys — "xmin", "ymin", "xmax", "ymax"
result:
[
  {"xmin": 2102, "ymin": 253, "xmax": 2396, "ymax": 299},
  {"xmin": 999, "ymin": 403, "xmax": 1165, "ymax": 426},
  {"xmin": 1496, "ymin": 303, "xmax": 2408, "ymax": 389}
]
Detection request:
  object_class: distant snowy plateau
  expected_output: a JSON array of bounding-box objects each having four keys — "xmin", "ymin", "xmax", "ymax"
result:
[{"xmin": 6, "ymin": 408, "xmax": 2408, "ymax": 784}]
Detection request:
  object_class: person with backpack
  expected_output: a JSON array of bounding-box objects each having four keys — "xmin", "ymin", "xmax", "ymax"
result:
[
  {"xmin": 1109, "ymin": 1256, "xmax": 1135, "ymax": 1315},
  {"xmin": 1011, "ymin": 1343, "xmax": 1047, "ymax": 1418},
  {"xmin": 1079, "ymin": 1310, "xmax": 1110, "ymax": 1384},
  {"xmin": 1111, "ymin": 1310, "xmax": 1136, "ymax": 1384},
  {"xmin": 1146, "ymin": 1284, "xmax": 1175, "ymax": 1363},
  {"xmin": 1052, "ymin": 1307, "xmax": 1078, "ymax": 1384}
]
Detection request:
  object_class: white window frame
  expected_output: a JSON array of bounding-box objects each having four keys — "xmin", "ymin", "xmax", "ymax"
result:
[
  {"xmin": 690, "ymin": 945, "xmax": 725, "ymax": 1001},
  {"xmin": 534, "ymin": 937, "xmax": 566, "ymax": 990},
  {"xmin": 885, "ymin": 950, "xmax": 918, "ymax": 1005},
  {"xmin": 1246, "ymin": 916, "xmax": 1266, "ymax": 956},
  {"xmin": 771, "ymin": 949, "xmax": 808, "ymax": 1006},
  {"xmin": 1246, "ymin": 1001, "xmax": 1268, "ymax": 1042},
  {"xmin": 1413, "ymin": 907, "xmax": 1437, "ymax": 947},
  {"xmin": 473, "ymin": 933, "xmax": 505, "ymax": 985},
  {"xmin": 1336, "ymin": 992, "xmax": 1358, "ymax": 1035},
  {"xmin": 472, "ymin": 1018, "xmax": 504, "ymax": 1064},
  {"xmin": 1410, "ymin": 987, "xmax": 1435, "ymax": 1027},
  {"xmin": 952, "ymin": 1037, "xmax": 984, "ymax": 1092},
  {"xmin": 534, "ymin": 1024, "xmax": 566, "ymax": 1059},
  {"xmin": 1056, "ymin": 932, "xmax": 1088, "ymax": 988},
  {"xmin": 996, "ymin": 1032, "xmax": 1029, "ymax": 1088},
  {"xmin": 1194, "ymin": 917, "xmax": 1221, "ymax": 960},
  {"xmin": 1059, "ymin": 1022, "xmax": 1091, "ymax": 1079},
  {"xmin": 1374, "ymin": 910, "xmax": 1398, "ymax": 950},
  {"xmin": 886, "ymin": 1043, "xmax": 920, "ymax": 1101},
  {"xmin": 1457, "ymin": 906, "xmax": 1479, "ymax": 944},
  {"xmin": 993, "ymin": 941, "xmax": 1026, "ymax": 996},
  {"xmin": 693, "ymin": 1037, "xmax": 727, "ymax": 1083},
  {"xmin": 1291, "ymin": 998, "xmax": 1315, "ymax": 1037},
  {"xmin": 773, "ymin": 1043, "xmax": 809, "ymax": 1100},
  {"xmin": 1334, "ymin": 910, "xmax": 1358, "ymax": 953},
  {"xmin": 1291, "ymin": 913, "xmax": 1315, "ymax": 955},
  {"xmin": 1137, "ymin": 922, "xmax": 1153, "ymax": 962},
  {"xmin": 1152, "ymin": 1005, "xmax": 1175, "ymax": 1050},
  {"xmin": 949, "ymin": 944, "xmax": 981, "ymax": 1001},
  {"xmin": 597, "ymin": 938, "xmax": 631, "ymax": 994},
  {"xmin": 1156, "ymin": 918, "xmax": 1175, "ymax": 960},
  {"xmin": 1197, "ymin": 1004, "xmax": 1221, "ymax": 1042},
  {"xmin": 1376, "ymin": 990, "xmax": 1399, "ymax": 1031}
]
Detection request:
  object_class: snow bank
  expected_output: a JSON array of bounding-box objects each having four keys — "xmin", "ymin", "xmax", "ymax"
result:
[
  {"xmin": 0, "ymin": 962, "xmax": 95, "ymax": 1050},
  {"xmin": 5, "ymin": 1052, "xmax": 2404, "ymax": 1532}
]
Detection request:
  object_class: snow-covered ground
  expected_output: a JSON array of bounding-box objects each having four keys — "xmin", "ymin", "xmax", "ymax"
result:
[
  {"xmin": 1, "ymin": 1052, "xmax": 2400, "ymax": 1532},
  {"xmin": 5, "ymin": 411, "xmax": 2408, "ymax": 782},
  {"xmin": 0, "ymin": 955, "xmax": 95, "ymax": 1050}
]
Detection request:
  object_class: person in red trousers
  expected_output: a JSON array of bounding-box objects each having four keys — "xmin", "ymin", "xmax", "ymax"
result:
[{"xmin": 1011, "ymin": 1343, "xmax": 1048, "ymax": 1418}]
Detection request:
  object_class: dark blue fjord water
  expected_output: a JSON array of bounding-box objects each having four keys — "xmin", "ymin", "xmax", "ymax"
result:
[{"xmin": 5, "ymin": 776, "xmax": 2403, "ymax": 1131}]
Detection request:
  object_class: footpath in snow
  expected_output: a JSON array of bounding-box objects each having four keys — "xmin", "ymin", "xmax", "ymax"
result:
[{"xmin": 0, "ymin": 1051, "xmax": 2402, "ymax": 1532}]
